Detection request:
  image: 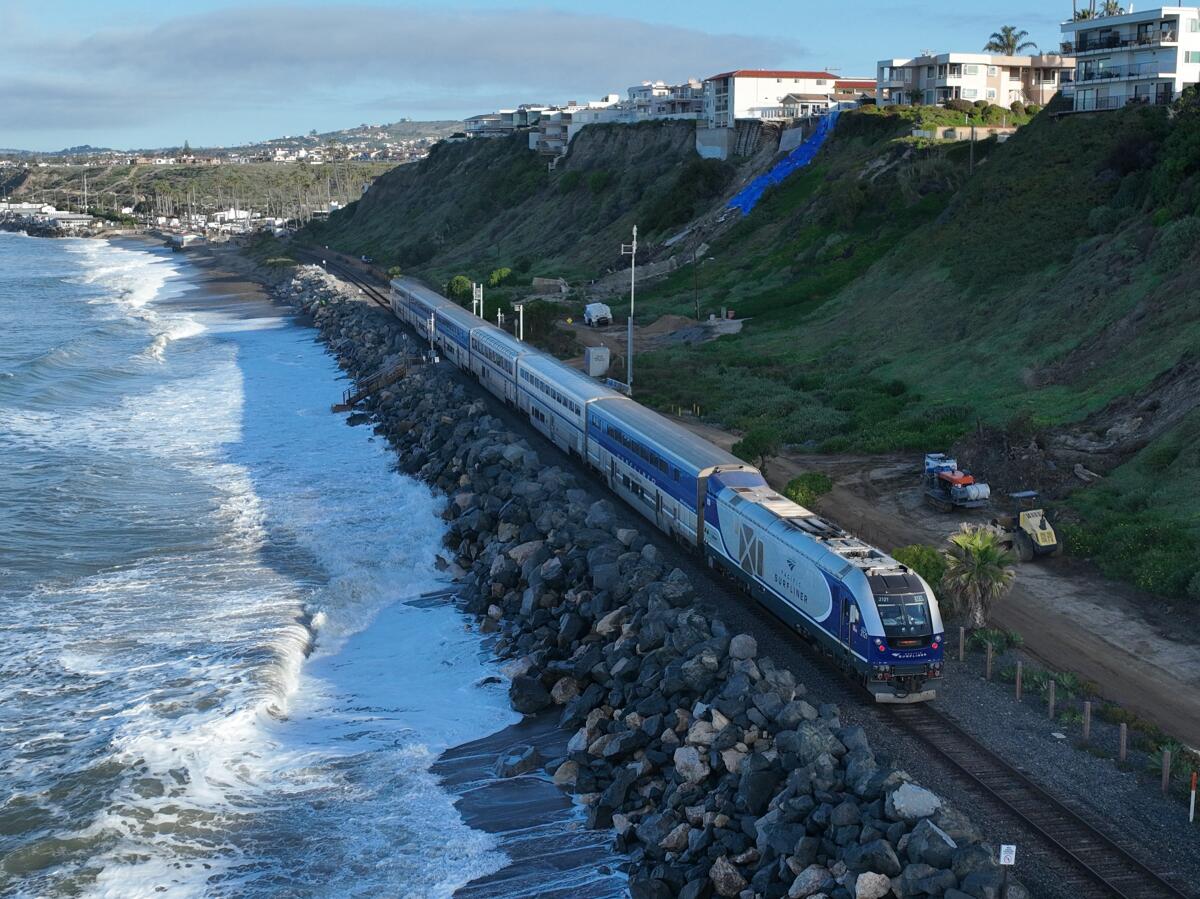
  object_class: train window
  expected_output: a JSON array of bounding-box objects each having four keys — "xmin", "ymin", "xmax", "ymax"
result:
[{"xmin": 874, "ymin": 594, "xmax": 931, "ymax": 637}]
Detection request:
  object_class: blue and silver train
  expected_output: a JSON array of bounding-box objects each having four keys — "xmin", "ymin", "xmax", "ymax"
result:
[{"xmin": 390, "ymin": 279, "xmax": 944, "ymax": 701}]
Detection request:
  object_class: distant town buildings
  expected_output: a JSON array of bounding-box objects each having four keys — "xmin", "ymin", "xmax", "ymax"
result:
[
  {"xmin": 875, "ymin": 52, "xmax": 1074, "ymax": 108},
  {"xmin": 1060, "ymin": 5, "xmax": 1200, "ymax": 111}
]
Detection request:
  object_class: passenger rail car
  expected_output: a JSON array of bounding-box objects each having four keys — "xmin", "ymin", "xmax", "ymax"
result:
[{"xmin": 382, "ymin": 277, "xmax": 944, "ymax": 702}]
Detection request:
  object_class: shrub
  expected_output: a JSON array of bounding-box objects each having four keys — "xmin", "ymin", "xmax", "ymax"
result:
[
  {"xmin": 1025, "ymin": 103, "xmax": 1042, "ymax": 116},
  {"xmin": 1059, "ymin": 709, "xmax": 1084, "ymax": 726},
  {"xmin": 447, "ymin": 274, "xmax": 472, "ymax": 300},
  {"xmin": 1010, "ymin": 100, "xmax": 1026, "ymax": 116},
  {"xmin": 386, "ymin": 266, "xmax": 403, "ymax": 278},
  {"xmin": 487, "ymin": 266, "xmax": 513, "ymax": 288},
  {"xmin": 1087, "ymin": 205, "xmax": 1120, "ymax": 234},
  {"xmin": 557, "ymin": 171, "xmax": 581, "ymax": 194},
  {"xmin": 732, "ymin": 424, "xmax": 782, "ymax": 473},
  {"xmin": 1154, "ymin": 215, "xmax": 1200, "ymax": 269},
  {"xmin": 967, "ymin": 627, "xmax": 1021, "ymax": 652},
  {"xmin": 973, "ymin": 100, "xmax": 989, "ymax": 110},
  {"xmin": 784, "ymin": 472, "xmax": 834, "ymax": 508},
  {"xmin": 892, "ymin": 544, "xmax": 947, "ymax": 593},
  {"xmin": 587, "ymin": 170, "xmax": 613, "ymax": 194},
  {"xmin": 946, "ymin": 99, "xmax": 974, "ymax": 115}
]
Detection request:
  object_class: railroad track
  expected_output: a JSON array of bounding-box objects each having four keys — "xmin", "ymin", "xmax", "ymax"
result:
[
  {"xmin": 292, "ymin": 247, "xmax": 392, "ymax": 310},
  {"xmin": 294, "ymin": 244, "xmax": 1194, "ymax": 899},
  {"xmin": 888, "ymin": 704, "xmax": 1191, "ymax": 899}
]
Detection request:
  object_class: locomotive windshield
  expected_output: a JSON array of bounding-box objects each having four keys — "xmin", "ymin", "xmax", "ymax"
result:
[{"xmin": 875, "ymin": 593, "xmax": 932, "ymax": 638}]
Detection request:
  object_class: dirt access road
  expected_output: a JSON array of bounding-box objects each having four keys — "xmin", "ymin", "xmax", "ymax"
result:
[{"xmin": 674, "ymin": 416, "xmax": 1200, "ymax": 749}]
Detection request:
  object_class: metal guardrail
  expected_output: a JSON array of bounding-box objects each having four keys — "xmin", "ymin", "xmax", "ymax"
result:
[{"xmin": 1064, "ymin": 31, "xmax": 1177, "ymax": 53}]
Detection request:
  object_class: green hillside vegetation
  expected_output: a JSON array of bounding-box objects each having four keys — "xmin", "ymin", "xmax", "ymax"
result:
[
  {"xmin": 305, "ymin": 121, "xmax": 734, "ymax": 286},
  {"xmin": 2, "ymin": 161, "xmax": 397, "ymax": 218},
  {"xmin": 303, "ymin": 98, "xmax": 1200, "ymax": 600}
]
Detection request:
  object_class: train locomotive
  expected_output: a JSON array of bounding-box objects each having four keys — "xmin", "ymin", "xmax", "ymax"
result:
[{"xmin": 389, "ymin": 279, "xmax": 944, "ymax": 702}]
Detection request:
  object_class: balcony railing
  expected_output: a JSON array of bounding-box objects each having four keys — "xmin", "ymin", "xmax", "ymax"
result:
[
  {"xmin": 1073, "ymin": 92, "xmax": 1172, "ymax": 112},
  {"xmin": 1062, "ymin": 30, "xmax": 1177, "ymax": 53},
  {"xmin": 1075, "ymin": 62, "xmax": 1170, "ymax": 82}
]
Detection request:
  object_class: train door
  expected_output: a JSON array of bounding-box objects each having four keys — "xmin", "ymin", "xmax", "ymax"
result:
[{"xmin": 655, "ymin": 492, "xmax": 663, "ymax": 530}]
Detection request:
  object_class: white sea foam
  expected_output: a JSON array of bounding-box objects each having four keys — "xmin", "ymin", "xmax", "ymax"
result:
[{"xmin": 1, "ymin": 238, "xmax": 519, "ymax": 898}]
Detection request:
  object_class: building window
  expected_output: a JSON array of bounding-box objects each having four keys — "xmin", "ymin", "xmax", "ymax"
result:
[
  {"xmin": 1187, "ymin": 50, "xmax": 1200, "ymax": 63},
  {"xmin": 927, "ymin": 66, "xmax": 935, "ymax": 77},
  {"xmin": 987, "ymin": 66, "xmax": 998, "ymax": 76},
  {"xmin": 987, "ymin": 88, "xmax": 997, "ymax": 99},
  {"xmin": 965, "ymin": 65, "xmax": 980, "ymax": 76},
  {"xmin": 963, "ymin": 88, "xmax": 979, "ymax": 99},
  {"xmin": 815, "ymin": 79, "xmax": 826, "ymax": 85},
  {"xmin": 1190, "ymin": 19, "xmax": 1200, "ymax": 32}
]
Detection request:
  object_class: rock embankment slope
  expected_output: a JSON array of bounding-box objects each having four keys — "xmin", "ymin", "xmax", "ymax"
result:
[{"xmin": 281, "ymin": 267, "xmax": 1026, "ymax": 899}]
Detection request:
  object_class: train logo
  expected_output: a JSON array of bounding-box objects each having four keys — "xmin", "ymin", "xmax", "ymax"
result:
[{"xmin": 738, "ymin": 524, "xmax": 764, "ymax": 578}]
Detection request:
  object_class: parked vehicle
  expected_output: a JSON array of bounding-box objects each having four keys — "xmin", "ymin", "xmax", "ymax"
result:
[
  {"xmin": 584, "ymin": 302, "xmax": 613, "ymax": 327},
  {"xmin": 992, "ymin": 491, "xmax": 1062, "ymax": 561},
  {"xmin": 923, "ymin": 453, "xmax": 991, "ymax": 512}
]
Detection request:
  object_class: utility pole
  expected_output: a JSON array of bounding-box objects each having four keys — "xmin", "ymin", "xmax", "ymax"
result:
[
  {"xmin": 693, "ymin": 245, "xmax": 700, "ymax": 321},
  {"xmin": 621, "ymin": 225, "xmax": 637, "ymax": 395},
  {"xmin": 513, "ymin": 303, "xmax": 525, "ymax": 341}
]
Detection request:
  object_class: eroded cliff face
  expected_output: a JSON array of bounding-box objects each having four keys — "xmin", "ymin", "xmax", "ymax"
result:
[{"xmin": 311, "ymin": 121, "xmax": 708, "ymax": 279}]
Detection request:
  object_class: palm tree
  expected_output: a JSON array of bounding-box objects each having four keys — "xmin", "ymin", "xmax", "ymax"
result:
[
  {"xmin": 984, "ymin": 25, "xmax": 1039, "ymax": 55},
  {"xmin": 1073, "ymin": 0, "xmax": 1097, "ymax": 19},
  {"xmin": 1100, "ymin": 0, "xmax": 1124, "ymax": 15},
  {"xmin": 942, "ymin": 525, "xmax": 1016, "ymax": 627}
]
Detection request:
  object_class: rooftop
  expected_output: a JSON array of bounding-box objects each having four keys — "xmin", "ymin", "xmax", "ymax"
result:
[{"xmin": 705, "ymin": 69, "xmax": 839, "ymax": 82}]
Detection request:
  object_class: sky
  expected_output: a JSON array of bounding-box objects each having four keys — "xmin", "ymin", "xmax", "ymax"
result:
[{"xmin": 1, "ymin": 0, "xmax": 1069, "ymax": 151}]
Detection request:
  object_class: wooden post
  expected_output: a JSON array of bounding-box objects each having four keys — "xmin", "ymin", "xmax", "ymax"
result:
[
  {"xmin": 958, "ymin": 626, "xmax": 965, "ymax": 662},
  {"xmin": 1118, "ymin": 723, "xmax": 1127, "ymax": 763},
  {"xmin": 1047, "ymin": 680, "xmax": 1056, "ymax": 720},
  {"xmin": 1162, "ymin": 749, "xmax": 1172, "ymax": 795},
  {"xmin": 986, "ymin": 642, "xmax": 993, "ymax": 681},
  {"xmin": 1082, "ymin": 701, "xmax": 1091, "ymax": 743},
  {"xmin": 1015, "ymin": 661, "xmax": 1023, "ymax": 701}
]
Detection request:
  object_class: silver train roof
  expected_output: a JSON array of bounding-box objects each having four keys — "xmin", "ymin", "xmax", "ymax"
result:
[{"xmin": 592, "ymin": 398, "xmax": 748, "ymax": 472}]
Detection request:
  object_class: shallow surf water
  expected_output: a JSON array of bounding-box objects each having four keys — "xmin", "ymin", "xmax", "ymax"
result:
[{"xmin": 0, "ymin": 234, "xmax": 521, "ymax": 897}]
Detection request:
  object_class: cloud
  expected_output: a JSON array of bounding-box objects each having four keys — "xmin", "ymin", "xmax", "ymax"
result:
[{"xmin": 46, "ymin": 5, "xmax": 798, "ymax": 100}]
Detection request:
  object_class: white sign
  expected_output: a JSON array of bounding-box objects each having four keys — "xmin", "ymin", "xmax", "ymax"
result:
[{"xmin": 999, "ymin": 845, "xmax": 1017, "ymax": 866}]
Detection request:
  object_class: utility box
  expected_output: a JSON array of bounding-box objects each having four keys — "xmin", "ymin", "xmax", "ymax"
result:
[{"xmin": 584, "ymin": 346, "xmax": 611, "ymax": 378}]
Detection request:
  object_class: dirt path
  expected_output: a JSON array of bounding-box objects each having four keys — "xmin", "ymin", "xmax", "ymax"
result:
[{"xmin": 672, "ymin": 416, "xmax": 1200, "ymax": 749}]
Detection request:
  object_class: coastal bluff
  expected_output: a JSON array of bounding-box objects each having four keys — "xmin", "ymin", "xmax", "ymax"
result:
[{"xmin": 278, "ymin": 266, "xmax": 1025, "ymax": 899}]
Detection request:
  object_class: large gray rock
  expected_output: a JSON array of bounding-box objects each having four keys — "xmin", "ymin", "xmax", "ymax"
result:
[
  {"xmin": 886, "ymin": 782, "xmax": 942, "ymax": 821},
  {"xmin": 729, "ymin": 633, "xmax": 758, "ymax": 660},
  {"xmin": 787, "ymin": 864, "xmax": 830, "ymax": 898},
  {"xmin": 853, "ymin": 871, "xmax": 891, "ymax": 899},
  {"xmin": 495, "ymin": 744, "xmax": 542, "ymax": 778},
  {"xmin": 674, "ymin": 745, "xmax": 710, "ymax": 783},
  {"xmin": 845, "ymin": 839, "xmax": 902, "ymax": 877},
  {"xmin": 509, "ymin": 675, "xmax": 551, "ymax": 714},
  {"xmin": 708, "ymin": 856, "xmax": 748, "ymax": 898},
  {"xmin": 905, "ymin": 818, "xmax": 957, "ymax": 869}
]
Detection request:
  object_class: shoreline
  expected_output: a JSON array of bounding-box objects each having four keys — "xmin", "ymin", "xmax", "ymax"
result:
[{"xmin": 135, "ymin": 239, "xmax": 628, "ymax": 896}]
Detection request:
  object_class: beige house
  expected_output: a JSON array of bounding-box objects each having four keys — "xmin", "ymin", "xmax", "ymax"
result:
[{"xmin": 877, "ymin": 52, "xmax": 1075, "ymax": 107}]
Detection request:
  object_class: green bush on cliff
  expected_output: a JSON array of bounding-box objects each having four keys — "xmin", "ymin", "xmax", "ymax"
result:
[
  {"xmin": 892, "ymin": 544, "xmax": 947, "ymax": 593},
  {"xmin": 783, "ymin": 472, "xmax": 833, "ymax": 509}
]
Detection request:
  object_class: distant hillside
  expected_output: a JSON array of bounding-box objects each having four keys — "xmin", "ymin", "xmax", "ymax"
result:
[{"xmin": 305, "ymin": 100, "xmax": 1200, "ymax": 601}]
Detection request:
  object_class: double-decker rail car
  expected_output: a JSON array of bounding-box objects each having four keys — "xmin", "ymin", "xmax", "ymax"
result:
[
  {"xmin": 516, "ymin": 353, "xmax": 623, "ymax": 458},
  {"xmin": 586, "ymin": 398, "xmax": 759, "ymax": 548},
  {"xmin": 434, "ymin": 302, "xmax": 483, "ymax": 370},
  {"xmin": 390, "ymin": 278, "xmax": 450, "ymax": 342},
  {"xmin": 470, "ymin": 325, "xmax": 527, "ymax": 406},
  {"xmin": 707, "ymin": 481, "xmax": 944, "ymax": 702}
]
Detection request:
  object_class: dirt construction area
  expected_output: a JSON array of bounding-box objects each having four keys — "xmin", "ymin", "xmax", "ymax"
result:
[{"xmin": 674, "ymin": 417, "xmax": 1200, "ymax": 750}]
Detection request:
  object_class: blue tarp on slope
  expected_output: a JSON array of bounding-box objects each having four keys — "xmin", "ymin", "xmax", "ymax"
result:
[{"xmin": 727, "ymin": 110, "xmax": 840, "ymax": 216}]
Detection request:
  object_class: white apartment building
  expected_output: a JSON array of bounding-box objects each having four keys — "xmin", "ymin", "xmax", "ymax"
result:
[
  {"xmin": 527, "ymin": 94, "xmax": 624, "ymax": 155},
  {"xmin": 626, "ymin": 79, "xmax": 706, "ymax": 121},
  {"xmin": 1060, "ymin": 6, "xmax": 1200, "ymax": 111},
  {"xmin": 464, "ymin": 105, "xmax": 552, "ymax": 138},
  {"xmin": 703, "ymin": 70, "xmax": 842, "ymax": 127},
  {"xmin": 877, "ymin": 52, "xmax": 1074, "ymax": 107}
]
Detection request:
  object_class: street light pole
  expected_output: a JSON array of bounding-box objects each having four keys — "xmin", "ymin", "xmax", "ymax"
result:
[{"xmin": 621, "ymin": 225, "xmax": 637, "ymax": 395}]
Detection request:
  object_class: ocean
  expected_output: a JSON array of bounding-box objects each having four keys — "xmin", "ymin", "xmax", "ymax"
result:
[{"xmin": 0, "ymin": 233, "xmax": 525, "ymax": 897}]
